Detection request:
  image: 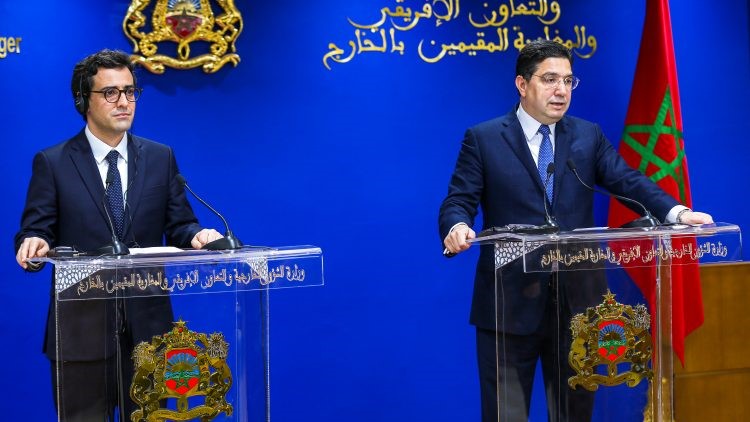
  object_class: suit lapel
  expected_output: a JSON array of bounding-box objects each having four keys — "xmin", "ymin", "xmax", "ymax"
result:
[
  {"xmin": 68, "ymin": 131, "xmax": 110, "ymax": 227},
  {"xmin": 499, "ymin": 110, "xmax": 548, "ymax": 195},
  {"xmin": 123, "ymin": 134, "xmax": 145, "ymax": 240}
]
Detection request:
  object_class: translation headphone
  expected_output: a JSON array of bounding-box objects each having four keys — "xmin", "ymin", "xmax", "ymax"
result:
[{"xmin": 74, "ymin": 74, "xmax": 88, "ymax": 116}]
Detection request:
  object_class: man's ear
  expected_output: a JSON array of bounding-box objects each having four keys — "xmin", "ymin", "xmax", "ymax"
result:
[{"xmin": 515, "ymin": 75, "xmax": 527, "ymax": 98}]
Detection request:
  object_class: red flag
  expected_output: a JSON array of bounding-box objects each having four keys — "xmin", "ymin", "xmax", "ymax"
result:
[{"xmin": 606, "ymin": 0, "xmax": 702, "ymax": 365}]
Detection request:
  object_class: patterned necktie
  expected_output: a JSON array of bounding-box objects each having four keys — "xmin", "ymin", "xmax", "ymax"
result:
[
  {"xmin": 537, "ymin": 124, "xmax": 554, "ymax": 203},
  {"xmin": 105, "ymin": 150, "xmax": 125, "ymax": 240}
]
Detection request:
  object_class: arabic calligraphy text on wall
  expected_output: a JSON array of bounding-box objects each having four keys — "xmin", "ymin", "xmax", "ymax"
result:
[{"xmin": 323, "ymin": 0, "xmax": 597, "ymax": 70}]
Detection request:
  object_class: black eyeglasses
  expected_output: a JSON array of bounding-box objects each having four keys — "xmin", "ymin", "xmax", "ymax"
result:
[{"xmin": 88, "ymin": 87, "xmax": 142, "ymax": 103}]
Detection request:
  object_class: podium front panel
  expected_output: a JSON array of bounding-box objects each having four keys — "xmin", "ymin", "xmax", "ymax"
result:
[
  {"xmin": 481, "ymin": 224, "xmax": 742, "ymax": 421},
  {"xmin": 34, "ymin": 246, "xmax": 323, "ymax": 422}
]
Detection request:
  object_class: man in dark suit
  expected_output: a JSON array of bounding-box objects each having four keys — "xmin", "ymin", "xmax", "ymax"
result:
[
  {"xmin": 14, "ymin": 49, "xmax": 222, "ymax": 421},
  {"xmin": 438, "ymin": 40, "xmax": 713, "ymax": 421}
]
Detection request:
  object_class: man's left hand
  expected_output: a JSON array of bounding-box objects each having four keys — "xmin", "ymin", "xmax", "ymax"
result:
[{"xmin": 681, "ymin": 211, "xmax": 714, "ymax": 225}]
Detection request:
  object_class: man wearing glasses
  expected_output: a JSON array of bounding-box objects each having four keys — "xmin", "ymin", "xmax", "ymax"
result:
[
  {"xmin": 439, "ymin": 40, "xmax": 712, "ymax": 421},
  {"xmin": 14, "ymin": 49, "xmax": 222, "ymax": 420}
]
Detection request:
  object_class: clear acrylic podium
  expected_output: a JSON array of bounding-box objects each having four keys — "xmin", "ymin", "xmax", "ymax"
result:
[
  {"xmin": 472, "ymin": 223, "xmax": 742, "ymax": 422},
  {"xmin": 34, "ymin": 245, "xmax": 323, "ymax": 422}
]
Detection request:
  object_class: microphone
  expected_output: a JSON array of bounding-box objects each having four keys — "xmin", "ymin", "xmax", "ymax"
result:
[
  {"xmin": 566, "ymin": 159, "xmax": 660, "ymax": 228},
  {"xmin": 542, "ymin": 162, "xmax": 559, "ymax": 229},
  {"xmin": 175, "ymin": 174, "xmax": 243, "ymax": 250},
  {"xmin": 96, "ymin": 173, "xmax": 130, "ymax": 256}
]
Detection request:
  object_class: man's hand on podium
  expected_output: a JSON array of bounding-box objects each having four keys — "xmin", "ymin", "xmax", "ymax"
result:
[
  {"xmin": 191, "ymin": 229, "xmax": 224, "ymax": 249},
  {"xmin": 16, "ymin": 236, "xmax": 49, "ymax": 270},
  {"xmin": 443, "ymin": 223, "xmax": 476, "ymax": 256},
  {"xmin": 680, "ymin": 210, "xmax": 714, "ymax": 225}
]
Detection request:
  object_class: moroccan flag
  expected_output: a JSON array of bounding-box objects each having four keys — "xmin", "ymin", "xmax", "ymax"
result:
[{"xmin": 606, "ymin": 0, "xmax": 702, "ymax": 365}]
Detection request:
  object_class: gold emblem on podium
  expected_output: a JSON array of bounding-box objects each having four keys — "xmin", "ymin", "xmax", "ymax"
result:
[
  {"xmin": 130, "ymin": 319, "xmax": 233, "ymax": 421},
  {"xmin": 568, "ymin": 290, "xmax": 653, "ymax": 391},
  {"xmin": 123, "ymin": 0, "xmax": 243, "ymax": 74}
]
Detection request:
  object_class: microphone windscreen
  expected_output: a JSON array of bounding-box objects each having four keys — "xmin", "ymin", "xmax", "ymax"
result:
[
  {"xmin": 566, "ymin": 159, "xmax": 577, "ymax": 171},
  {"xmin": 175, "ymin": 173, "xmax": 187, "ymax": 186}
]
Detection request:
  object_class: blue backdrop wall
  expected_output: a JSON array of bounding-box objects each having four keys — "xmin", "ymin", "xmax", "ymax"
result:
[{"xmin": 1, "ymin": 1, "xmax": 748, "ymax": 420}]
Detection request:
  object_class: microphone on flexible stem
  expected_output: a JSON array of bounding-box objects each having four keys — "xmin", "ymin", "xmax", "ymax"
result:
[
  {"xmin": 542, "ymin": 162, "xmax": 559, "ymax": 230},
  {"xmin": 565, "ymin": 159, "xmax": 660, "ymax": 228},
  {"xmin": 97, "ymin": 174, "xmax": 130, "ymax": 256},
  {"xmin": 175, "ymin": 174, "xmax": 243, "ymax": 250}
]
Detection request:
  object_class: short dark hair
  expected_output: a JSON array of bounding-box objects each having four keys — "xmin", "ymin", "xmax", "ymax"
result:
[
  {"xmin": 515, "ymin": 40, "xmax": 573, "ymax": 80},
  {"xmin": 71, "ymin": 49, "xmax": 136, "ymax": 117}
]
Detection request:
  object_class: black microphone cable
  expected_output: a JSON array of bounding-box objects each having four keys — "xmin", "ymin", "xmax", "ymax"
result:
[
  {"xmin": 566, "ymin": 159, "xmax": 660, "ymax": 228},
  {"xmin": 175, "ymin": 174, "xmax": 243, "ymax": 250}
]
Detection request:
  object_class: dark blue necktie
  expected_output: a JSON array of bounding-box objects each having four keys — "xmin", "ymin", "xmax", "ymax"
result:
[
  {"xmin": 537, "ymin": 124, "xmax": 554, "ymax": 203},
  {"xmin": 105, "ymin": 150, "xmax": 125, "ymax": 240}
]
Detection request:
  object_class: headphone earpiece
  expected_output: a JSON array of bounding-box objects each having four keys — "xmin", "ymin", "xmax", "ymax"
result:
[
  {"xmin": 74, "ymin": 92, "xmax": 86, "ymax": 115},
  {"xmin": 74, "ymin": 75, "xmax": 87, "ymax": 115}
]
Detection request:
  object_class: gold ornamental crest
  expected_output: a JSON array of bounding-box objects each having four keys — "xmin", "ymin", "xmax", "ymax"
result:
[
  {"xmin": 123, "ymin": 0, "xmax": 243, "ymax": 74},
  {"xmin": 130, "ymin": 319, "xmax": 233, "ymax": 421},
  {"xmin": 568, "ymin": 290, "xmax": 653, "ymax": 391}
]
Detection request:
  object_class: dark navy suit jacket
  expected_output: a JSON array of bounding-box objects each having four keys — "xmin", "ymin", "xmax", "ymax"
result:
[
  {"xmin": 15, "ymin": 130, "xmax": 203, "ymax": 360},
  {"xmin": 439, "ymin": 107, "xmax": 679, "ymax": 334}
]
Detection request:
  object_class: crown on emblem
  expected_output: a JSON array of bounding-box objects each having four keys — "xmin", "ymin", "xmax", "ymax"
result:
[
  {"xmin": 595, "ymin": 290, "xmax": 626, "ymax": 320},
  {"xmin": 162, "ymin": 319, "xmax": 195, "ymax": 348}
]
